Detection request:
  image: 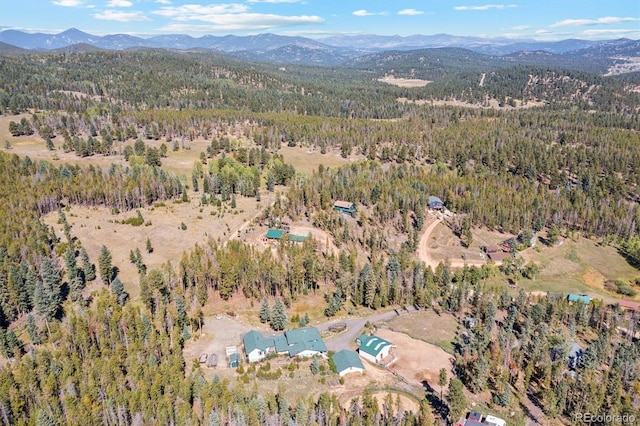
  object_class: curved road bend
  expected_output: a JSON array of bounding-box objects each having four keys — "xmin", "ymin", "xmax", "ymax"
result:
[{"xmin": 315, "ymin": 310, "xmax": 400, "ymax": 352}]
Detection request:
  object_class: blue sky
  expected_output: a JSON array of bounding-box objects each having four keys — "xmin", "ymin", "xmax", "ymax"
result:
[{"xmin": 0, "ymin": 0, "xmax": 638, "ymax": 40}]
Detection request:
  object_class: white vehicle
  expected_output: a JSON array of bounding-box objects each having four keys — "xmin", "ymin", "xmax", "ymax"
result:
[{"xmin": 484, "ymin": 415, "xmax": 506, "ymax": 426}]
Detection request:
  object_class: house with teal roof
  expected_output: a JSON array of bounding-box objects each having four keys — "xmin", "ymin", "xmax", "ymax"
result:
[
  {"xmin": 243, "ymin": 327, "xmax": 327, "ymax": 363},
  {"xmin": 356, "ymin": 334, "xmax": 393, "ymax": 363},
  {"xmin": 332, "ymin": 350, "xmax": 364, "ymax": 377},
  {"xmin": 566, "ymin": 293, "xmax": 592, "ymax": 305}
]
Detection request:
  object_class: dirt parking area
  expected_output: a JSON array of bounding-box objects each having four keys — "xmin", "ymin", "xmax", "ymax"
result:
[
  {"xmin": 183, "ymin": 315, "xmax": 254, "ymax": 373},
  {"xmin": 375, "ymin": 329, "xmax": 454, "ymax": 392}
]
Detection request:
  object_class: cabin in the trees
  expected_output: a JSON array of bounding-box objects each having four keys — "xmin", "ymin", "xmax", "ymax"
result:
[
  {"xmin": 333, "ymin": 200, "xmax": 356, "ymax": 216},
  {"xmin": 428, "ymin": 196, "xmax": 444, "ymax": 210},
  {"xmin": 356, "ymin": 334, "xmax": 393, "ymax": 363},
  {"xmin": 567, "ymin": 342, "xmax": 584, "ymax": 369},
  {"xmin": 615, "ymin": 299, "xmax": 640, "ymax": 313},
  {"xmin": 243, "ymin": 327, "xmax": 326, "ymax": 362},
  {"xmin": 265, "ymin": 229, "xmax": 285, "ymax": 240},
  {"xmin": 566, "ymin": 293, "xmax": 592, "ymax": 305},
  {"xmin": 332, "ymin": 350, "xmax": 365, "ymax": 377}
]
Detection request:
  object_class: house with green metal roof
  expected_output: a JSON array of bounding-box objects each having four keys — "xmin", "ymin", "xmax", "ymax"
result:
[
  {"xmin": 332, "ymin": 350, "xmax": 364, "ymax": 377},
  {"xmin": 243, "ymin": 327, "xmax": 327, "ymax": 362},
  {"xmin": 566, "ymin": 293, "xmax": 592, "ymax": 305},
  {"xmin": 356, "ymin": 334, "xmax": 393, "ymax": 363},
  {"xmin": 242, "ymin": 330, "xmax": 277, "ymax": 363},
  {"xmin": 284, "ymin": 327, "xmax": 327, "ymax": 358},
  {"xmin": 265, "ymin": 229, "xmax": 284, "ymax": 240}
]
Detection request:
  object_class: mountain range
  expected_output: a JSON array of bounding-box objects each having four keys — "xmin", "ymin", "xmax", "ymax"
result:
[{"xmin": 1, "ymin": 28, "xmax": 639, "ymax": 73}]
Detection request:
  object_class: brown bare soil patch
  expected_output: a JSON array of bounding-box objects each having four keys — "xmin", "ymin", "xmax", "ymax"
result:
[{"xmin": 374, "ymin": 328, "xmax": 454, "ymax": 391}]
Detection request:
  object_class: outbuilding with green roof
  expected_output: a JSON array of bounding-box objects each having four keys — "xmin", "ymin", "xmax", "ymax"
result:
[
  {"xmin": 332, "ymin": 350, "xmax": 364, "ymax": 377},
  {"xmin": 356, "ymin": 334, "xmax": 393, "ymax": 363}
]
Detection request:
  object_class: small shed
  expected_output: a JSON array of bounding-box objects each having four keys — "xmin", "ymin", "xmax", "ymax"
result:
[
  {"xmin": 483, "ymin": 245, "xmax": 502, "ymax": 254},
  {"xmin": 332, "ymin": 350, "xmax": 365, "ymax": 377},
  {"xmin": 333, "ymin": 201, "xmax": 356, "ymax": 216},
  {"xmin": 487, "ymin": 251, "xmax": 511, "ymax": 262},
  {"xmin": 198, "ymin": 353, "xmax": 208, "ymax": 364},
  {"xmin": 428, "ymin": 196, "xmax": 444, "ymax": 210},
  {"xmin": 265, "ymin": 229, "xmax": 284, "ymax": 240},
  {"xmin": 206, "ymin": 354, "xmax": 218, "ymax": 368},
  {"xmin": 229, "ymin": 353, "xmax": 240, "ymax": 368},
  {"xmin": 289, "ymin": 234, "xmax": 309, "ymax": 243}
]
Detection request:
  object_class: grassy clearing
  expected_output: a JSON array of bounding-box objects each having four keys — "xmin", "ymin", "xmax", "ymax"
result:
[
  {"xmin": 279, "ymin": 145, "xmax": 349, "ymax": 175},
  {"xmin": 383, "ymin": 310, "xmax": 458, "ymax": 354},
  {"xmin": 518, "ymin": 237, "xmax": 639, "ymax": 302}
]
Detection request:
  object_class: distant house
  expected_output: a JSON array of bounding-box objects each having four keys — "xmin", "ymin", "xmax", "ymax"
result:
[
  {"xmin": 243, "ymin": 327, "xmax": 327, "ymax": 363},
  {"xmin": 484, "ymin": 415, "xmax": 507, "ymax": 426},
  {"xmin": 551, "ymin": 341, "xmax": 584, "ymax": 369},
  {"xmin": 487, "ymin": 251, "xmax": 511, "ymax": 262},
  {"xmin": 566, "ymin": 293, "xmax": 592, "ymax": 305},
  {"xmin": 332, "ymin": 350, "xmax": 365, "ymax": 377},
  {"xmin": 428, "ymin": 196, "xmax": 444, "ymax": 210},
  {"xmin": 356, "ymin": 334, "xmax": 393, "ymax": 363},
  {"xmin": 615, "ymin": 299, "xmax": 640, "ymax": 313},
  {"xmin": 483, "ymin": 245, "xmax": 502, "ymax": 254},
  {"xmin": 288, "ymin": 234, "xmax": 309, "ymax": 243},
  {"xmin": 333, "ymin": 200, "xmax": 356, "ymax": 216},
  {"xmin": 265, "ymin": 229, "xmax": 285, "ymax": 240},
  {"xmin": 567, "ymin": 342, "xmax": 584, "ymax": 369}
]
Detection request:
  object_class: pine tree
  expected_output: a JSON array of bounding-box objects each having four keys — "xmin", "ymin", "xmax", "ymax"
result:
[
  {"xmin": 35, "ymin": 257, "xmax": 61, "ymax": 320},
  {"xmin": 98, "ymin": 245, "xmax": 113, "ymax": 284},
  {"xmin": 438, "ymin": 368, "xmax": 447, "ymax": 401},
  {"xmin": 64, "ymin": 244, "xmax": 77, "ymax": 279},
  {"xmin": 270, "ymin": 298, "xmax": 288, "ymax": 331},
  {"xmin": 110, "ymin": 277, "xmax": 128, "ymax": 305},
  {"xmin": 259, "ymin": 299, "xmax": 271, "ymax": 323},
  {"xmin": 310, "ymin": 357, "xmax": 319, "ymax": 375},
  {"xmin": 208, "ymin": 410, "xmax": 221, "ymax": 426},
  {"xmin": 26, "ymin": 314, "xmax": 40, "ymax": 345},
  {"xmin": 146, "ymin": 237, "xmax": 154, "ymax": 253},
  {"xmin": 447, "ymin": 378, "xmax": 467, "ymax": 423},
  {"xmin": 80, "ymin": 247, "xmax": 95, "ymax": 281},
  {"xmin": 300, "ymin": 312, "xmax": 309, "ymax": 327}
]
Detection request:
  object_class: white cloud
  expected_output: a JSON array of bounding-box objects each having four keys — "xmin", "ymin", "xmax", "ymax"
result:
[
  {"xmin": 107, "ymin": 0, "xmax": 132, "ymax": 7},
  {"xmin": 352, "ymin": 9, "xmax": 387, "ymax": 17},
  {"xmin": 52, "ymin": 0, "xmax": 85, "ymax": 6},
  {"xmin": 156, "ymin": 0, "xmax": 171, "ymax": 4},
  {"xmin": 153, "ymin": 3, "xmax": 323, "ymax": 32},
  {"xmin": 454, "ymin": 4, "xmax": 516, "ymax": 11},
  {"xmin": 247, "ymin": 0, "xmax": 301, "ymax": 3},
  {"xmin": 154, "ymin": 4, "xmax": 249, "ymax": 18},
  {"xmin": 550, "ymin": 16, "xmax": 640, "ymax": 28},
  {"xmin": 94, "ymin": 10, "xmax": 151, "ymax": 22},
  {"xmin": 510, "ymin": 25, "xmax": 530, "ymax": 30},
  {"xmin": 353, "ymin": 10, "xmax": 373, "ymax": 17},
  {"xmin": 398, "ymin": 9, "xmax": 424, "ymax": 16}
]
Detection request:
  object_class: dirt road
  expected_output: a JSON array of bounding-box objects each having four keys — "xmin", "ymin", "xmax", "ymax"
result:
[
  {"xmin": 317, "ymin": 310, "xmax": 400, "ymax": 351},
  {"xmin": 417, "ymin": 216, "xmax": 485, "ymax": 269}
]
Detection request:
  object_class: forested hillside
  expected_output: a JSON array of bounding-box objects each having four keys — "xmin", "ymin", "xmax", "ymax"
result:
[{"xmin": 0, "ymin": 47, "xmax": 639, "ymax": 425}]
